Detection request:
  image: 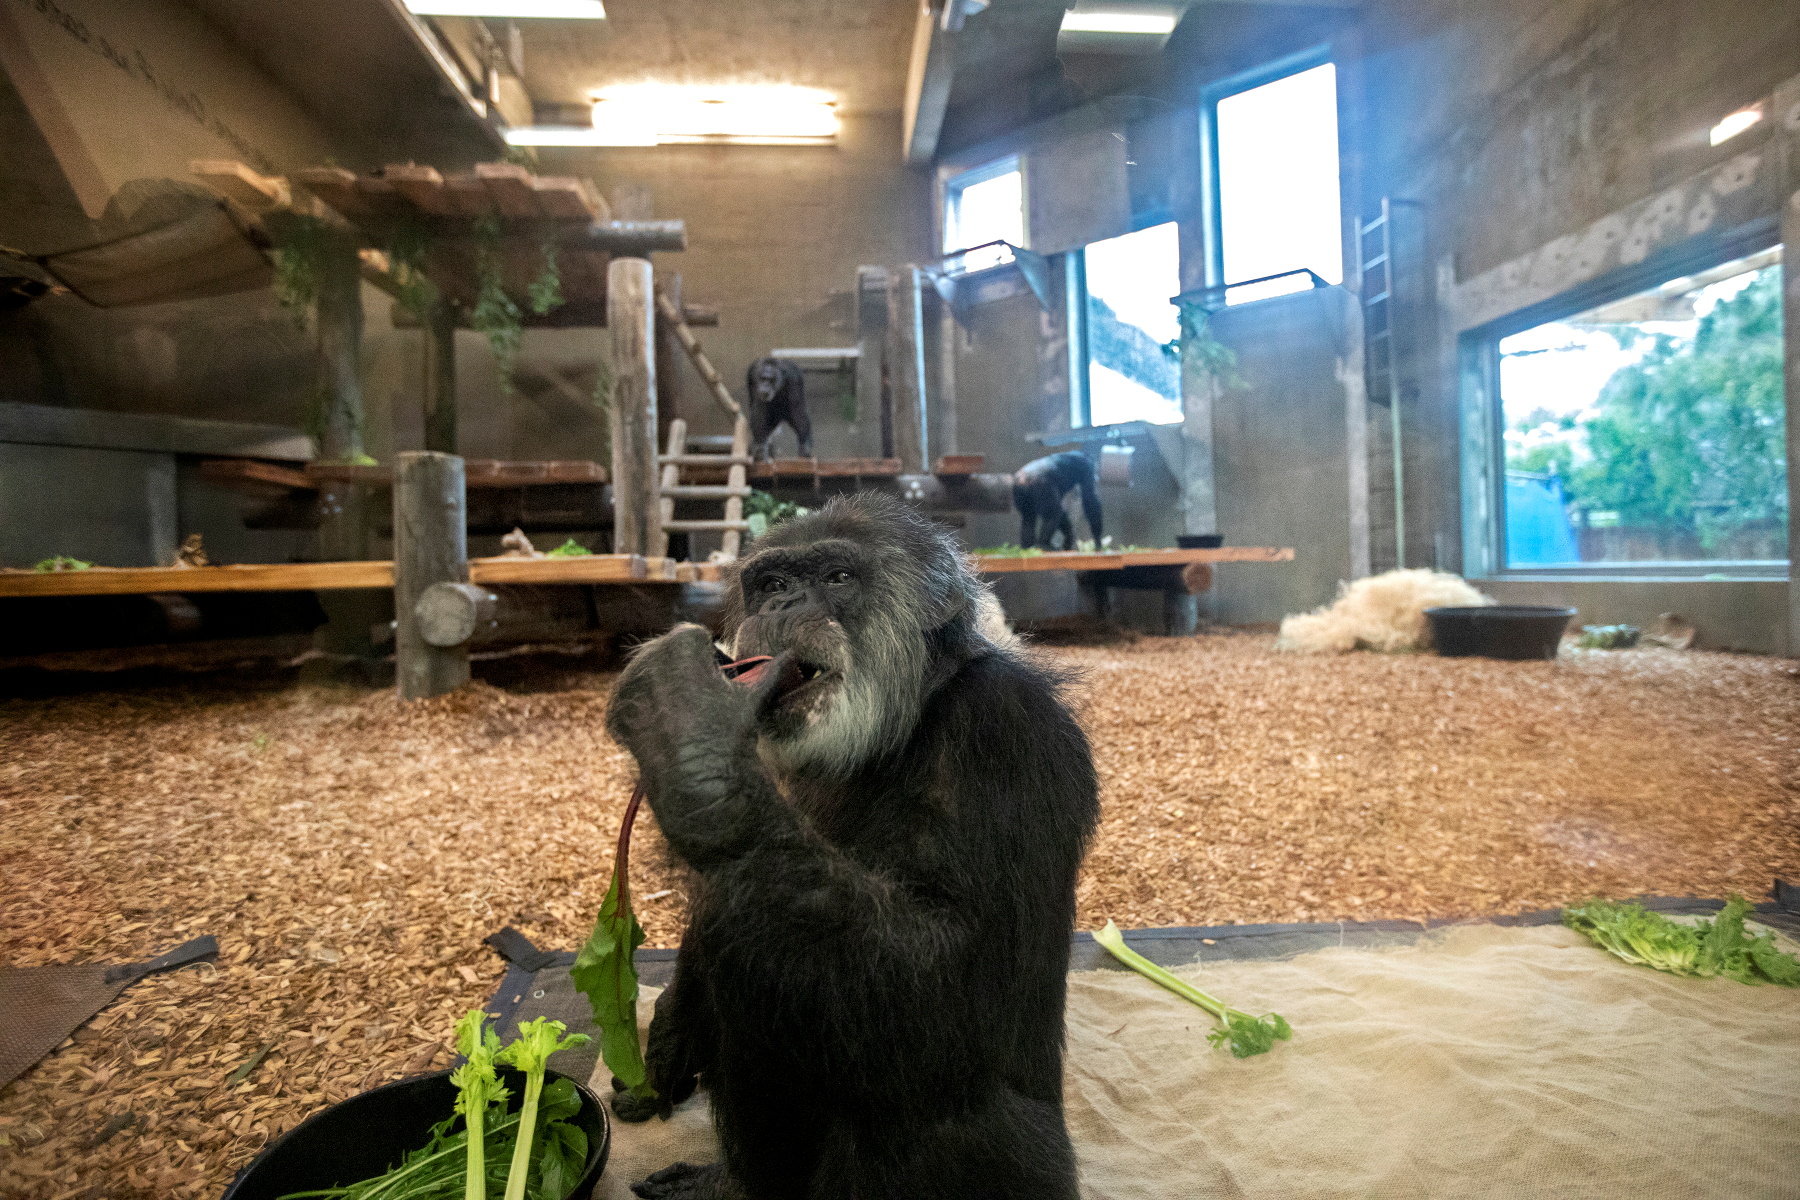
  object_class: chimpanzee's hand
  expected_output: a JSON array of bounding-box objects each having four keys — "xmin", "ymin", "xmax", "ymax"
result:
[{"xmin": 606, "ymin": 625, "xmax": 786, "ymax": 868}]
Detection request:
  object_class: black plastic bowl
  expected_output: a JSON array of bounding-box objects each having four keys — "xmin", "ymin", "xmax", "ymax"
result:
[
  {"xmin": 221, "ymin": 1066, "xmax": 609, "ymax": 1200},
  {"xmin": 1177, "ymin": 534, "xmax": 1225, "ymax": 549},
  {"xmin": 1425, "ymin": 605, "xmax": 1577, "ymax": 660}
]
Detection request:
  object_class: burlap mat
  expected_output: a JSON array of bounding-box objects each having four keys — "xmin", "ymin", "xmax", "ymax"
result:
[{"xmin": 594, "ymin": 924, "xmax": 1800, "ymax": 1199}]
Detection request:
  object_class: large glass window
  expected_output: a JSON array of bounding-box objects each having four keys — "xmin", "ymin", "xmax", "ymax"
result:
[
  {"xmin": 944, "ymin": 157, "xmax": 1023, "ymax": 273},
  {"xmin": 1209, "ymin": 60, "xmax": 1342, "ymax": 304},
  {"xmin": 1082, "ymin": 221, "xmax": 1182, "ymax": 426},
  {"xmin": 1497, "ymin": 245, "xmax": 1786, "ymax": 568}
]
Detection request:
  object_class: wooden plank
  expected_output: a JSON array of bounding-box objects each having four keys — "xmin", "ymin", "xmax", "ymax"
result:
[
  {"xmin": 533, "ymin": 176, "xmax": 604, "ymax": 219},
  {"xmin": 470, "ymin": 555, "xmax": 649, "ymax": 584},
  {"xmin": 465, "ymin": 459, "xmax": 608, "ymax": 486},
  {"xmin": 291, "ymin": 166, "xmax": 368, "ymax": 217},
  {"xmin": 189, "ymin": 159, "xmax": 289, "ymax": 212},
  {"xmin": 444, "ymin": 174, "xmax": 493, "ymax": 217},
  {"xmin": 307, "ymin": 462, "xmax": 393, "ymax": 486},
  {"xmin": 975, "ymin": 547, "xmax": 1296, "ymax": 574},
  {"xmin": 0, "ymin": 562, "xmax": 393, "ymax": 597},
  {"xmin": 198, "ymin": 458, "xmax": 314, "ymax": 491},
  {"xmin": 750, "ymin": 457, "xmax": 903, "ymax": 478},
  {"xmin": 935, "ymin": 454, "xmax": 985, "ymax": 476},
  {"xmin": 475, "ymin": 162, "xmax": 541, "ymax": 219},
  {"xmin": 384, "ymin": 163, "xmax": 453, "ymax": 214}
]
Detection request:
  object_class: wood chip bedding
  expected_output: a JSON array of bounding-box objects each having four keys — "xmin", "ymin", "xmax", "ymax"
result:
[{"xmin": 1, "ymin": 636, "xmax": 1795, "ymax": 1196}]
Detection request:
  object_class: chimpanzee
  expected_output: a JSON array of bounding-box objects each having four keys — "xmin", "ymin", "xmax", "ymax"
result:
[
  {"xmin": 1012, "ymin": 450, "xmax": 1103, "ymax": 550},
  {"xmin": 606, "ymin": 492, "xmax": 1098, "ymax": 1200},
  {"xmin": 745, "ymin": 357, "xmax": 812, "ymax": 460}
]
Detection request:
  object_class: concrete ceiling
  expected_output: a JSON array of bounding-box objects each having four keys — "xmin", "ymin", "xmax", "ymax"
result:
[
  {"xmin": 513, "ymin": 0, "xmax": 919, "ymax": 116},
  {"xmin": 184, "ymin": 0, "xmax": 504, "ymax": 169}
]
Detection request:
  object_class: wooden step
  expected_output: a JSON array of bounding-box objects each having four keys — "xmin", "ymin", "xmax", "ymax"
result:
[
  {"xmin": 661, "ymin": 453, "xmax": 753, "ymax": 466},
  {"xmin": 661, "ymin": 485, "xmax": 753, "ymax": 499},
  {"xmin": 661, "ymin": 519, "xmax": 753, "ymax": 532}
]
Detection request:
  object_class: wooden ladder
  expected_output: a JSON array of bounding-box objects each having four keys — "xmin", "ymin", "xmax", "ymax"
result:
[
  {"xmin": 651, "ymin": 284, "xmax": 758, "ymax": 562},
  {"xmin": 653, "ymin": 417, "xmax": 753, "ymax": 561}
]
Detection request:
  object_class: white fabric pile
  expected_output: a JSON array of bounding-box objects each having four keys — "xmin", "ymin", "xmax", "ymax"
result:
[{"xmin": 1276, "ymin": 568, "xmax": 1492, "ymax": 653}]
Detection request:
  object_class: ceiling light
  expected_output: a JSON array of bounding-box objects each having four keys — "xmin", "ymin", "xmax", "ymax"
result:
[
  {"xmin": 1709, "ymin": 108, "xmax": 1762, "ymax": 146},
  {"xmin": 504, "ymin": 126, "xmax": 620, "ymax": 146},
  {"xmin": 586, "ymin": 85, "xmax": 838, "ymax": 146},
  {"xmin": 1060, "ymin": 10, "xmax": 1178, "ymax": 35},
  {"xmin": 404, "ymin": 1, "xmax": 605, "ymax": 18}
]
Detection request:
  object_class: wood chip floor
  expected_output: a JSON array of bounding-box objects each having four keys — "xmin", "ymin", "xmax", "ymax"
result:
[{"xmin": 3, "ymin": 636, "xmax": 1796, "ymax": 1195}]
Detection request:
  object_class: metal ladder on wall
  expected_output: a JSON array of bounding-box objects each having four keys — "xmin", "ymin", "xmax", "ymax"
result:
[
  {"xmin": 1358, "ymin": 196, "xmax": 1408, "ymax": 569},
  {"xmin": 651, "ymin": 286, "xmax": 753, "ymax": 561}
]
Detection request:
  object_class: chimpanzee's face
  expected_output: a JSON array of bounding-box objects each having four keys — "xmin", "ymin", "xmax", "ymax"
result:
[
  {"xmin": 732, "ymin": 539, "xmax": 866, "ymax": 736},
  {"xmin": 750, "ymin": 361, "xmax": 782, "ymax": 404}
]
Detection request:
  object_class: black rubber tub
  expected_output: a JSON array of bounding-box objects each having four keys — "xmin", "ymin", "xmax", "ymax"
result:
[
  {"xmin": 221, "ymin": 1066, "xmax": 609, "ymax": 1200},
  {"xmin": 1426, "ymin": 605, "xmax": 1577, "ymax": 660}
]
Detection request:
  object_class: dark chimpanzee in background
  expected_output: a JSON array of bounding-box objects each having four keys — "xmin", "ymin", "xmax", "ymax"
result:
[
  {"xmin": 745, "ymin": 356, "xmax": 812, "ymax": 460},
  {"xmin": 1013, "ymin": 450, "xmax": 1104, "ymax": 550},
  {"xmin": 606, "ymin": 492, "xmax": 1098, "ymax": 1200}
]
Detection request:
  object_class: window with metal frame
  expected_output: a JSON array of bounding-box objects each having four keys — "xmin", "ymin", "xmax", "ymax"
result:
[
  {"xmin": 1476, "ymin": 243, "xmax": 1786, "ymax": 575},
  {"xmin": 1076, "ymin": 221, "xmax": 1183, "ymax": 427},
  {"xmin": 1201, "ymin": 53, "xmax": 1343, "ymax": 306},
  {"xmin": 943, "ymin": 157, "xmax": 1023, "ymax": 274}
]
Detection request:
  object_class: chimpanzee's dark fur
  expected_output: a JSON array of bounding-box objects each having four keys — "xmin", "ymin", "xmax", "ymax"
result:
[
  {"xmin": 605, "ymin": 493, "xmax": 1098, "ymax": 1200},
  {"xmin": 1012, "ymin": 451, "xmax": 1103, "ymax": 550},
  {"xmin": 745, "ymin": 357, "xmax": 812, "ymax": 460}
]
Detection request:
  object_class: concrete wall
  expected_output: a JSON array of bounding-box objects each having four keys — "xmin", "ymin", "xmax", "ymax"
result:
[{"xmin": 1339, "ymin": 0, "xmax": 1800, "ymax": 654}]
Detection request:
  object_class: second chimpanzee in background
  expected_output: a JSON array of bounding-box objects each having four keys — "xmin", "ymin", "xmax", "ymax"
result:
[
  {"xmin": 1013, "ymin": 450, "xmax": 1104, "ymax": 550},
  {"xmin": 745, "ymin": 356, "xmax": 812, "ymax": 460}
]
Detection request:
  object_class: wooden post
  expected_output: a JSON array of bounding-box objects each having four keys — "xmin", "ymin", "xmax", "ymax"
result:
[
  {"xmin": 314, "ymin": 228, "xmax": 368, "ymax": 462},
  {"xmin": 423, "ymin": 299, "xmax": 457, "ymax": 454},
  {"xmin": 886, "ymin": 268, "xmax": 927, "ymax": 473},
  {"xmin": 394, "ymin": 452, "xmax": 469, "ymax": 699},
  {"xmin": 609, "ymin": 258, "xmax": 658, "ymax": 555}
]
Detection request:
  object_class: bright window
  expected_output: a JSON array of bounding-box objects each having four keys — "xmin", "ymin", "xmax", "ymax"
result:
[
  {"xmin": 1496, "ymin": 245, "xmax": 1786, "ymax": 568},
  {"xmin": 1082, "ymin": 221, "xmax": 1182, "ymax": 426},
  {"xmin": 1210, "ymin": 61, "xmax": 1342, "ymax": 304},
  {"xmin": 944, "ymin": 158, "xmax": 1023, "ymax": 273}
]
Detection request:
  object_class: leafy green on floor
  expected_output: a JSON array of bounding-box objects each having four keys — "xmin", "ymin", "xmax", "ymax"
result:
[
  {"xmin": 545, "ymin": 539, "xmax": 592, "ymax": 558},
  {"xmin": 1092, "ymin": 920, "xmax": 1293, "ymax": 1058},
  {"xmin": 1563, "ymin": 894, "xmax": 1800, "ymax": 985},
  {"xmin": 33, "ymin": 555, "xmax": 93, "ymax": 572}
]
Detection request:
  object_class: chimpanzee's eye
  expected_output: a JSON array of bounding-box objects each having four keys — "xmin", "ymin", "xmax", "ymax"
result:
[
  {"xmin": 823, "ymin": 569, "xmax": 854, "ymax": 586},
  {"xmin": 758, "ymin": 576, "xmax": 788, "ymax": 595}
]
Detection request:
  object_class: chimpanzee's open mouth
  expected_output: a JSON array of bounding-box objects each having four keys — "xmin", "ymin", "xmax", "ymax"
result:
[{"xmin": 774, "ymin": 657, "xmax": 838, "ymax": 709}]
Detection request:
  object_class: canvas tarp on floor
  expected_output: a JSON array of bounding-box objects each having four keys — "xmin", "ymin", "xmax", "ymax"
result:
[{"xmin": 485, "ymin": 901, "xmax": 1800, "ymax": 1199}]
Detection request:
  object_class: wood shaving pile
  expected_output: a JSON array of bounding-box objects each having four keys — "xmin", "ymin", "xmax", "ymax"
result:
[{"xmin": 2, "ymin": 635, "xmax": 1796, "ymax": 1196}]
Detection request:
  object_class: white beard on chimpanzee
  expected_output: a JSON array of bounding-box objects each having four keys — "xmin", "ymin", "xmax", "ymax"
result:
[{"xmin": 604, "ymin": 492, "xmax": 1099, "ymax": 1200}]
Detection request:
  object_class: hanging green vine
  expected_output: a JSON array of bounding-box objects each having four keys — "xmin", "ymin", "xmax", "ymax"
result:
[
  {"xmin": 834, "ymin": 360, "xmax": 857, "ymax": 422},
  {"xmin": 1177, "ymin": 302, "xmax": 1246, "ymax": 393},
  {"xmin": 471, "ymin": 211, "xmax": 523, "ymax": 394},
  {"xmin": 592, "ymin": 354, "xmax": 614, "ymax": 461},
  {"xmin": 271, "ymin": 214, "xmax": 331, "ymax": 326},
  {"xmin": 386, "ymin": 212, "xmax": 438, "ymax": 319},
  {"xmin": 529, "ymin": 236, "xmax": 564, "ymax": 316}
]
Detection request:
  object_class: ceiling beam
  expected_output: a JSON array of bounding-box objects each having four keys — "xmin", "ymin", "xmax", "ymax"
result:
[{"xmin": 902, "ymin": 2, "xmax": 957, "ymax": 165}]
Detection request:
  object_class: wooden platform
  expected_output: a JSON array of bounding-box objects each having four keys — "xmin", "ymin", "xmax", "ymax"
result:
[
  {"xmin": 974, "ymin": 547, "xmax": 1294, "ymax": 574},
  {"xmin": 0, "ymin": 555, "xmax": 667, "ymax": 597}
]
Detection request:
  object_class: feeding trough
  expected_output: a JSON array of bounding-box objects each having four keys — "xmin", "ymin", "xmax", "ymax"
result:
[
  {"xmin": 1426, "ymin": 605, "xmax": 1577, "ymax": 660},
  {"xmin": 221, "ymin": 1066, "xmax": 609, "ymax": 1200}
]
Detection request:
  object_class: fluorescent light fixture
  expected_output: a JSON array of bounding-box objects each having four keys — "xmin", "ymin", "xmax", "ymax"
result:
[
  {"xmin": 504, "ymin": 126, "xmax": 619, "ymax": 146},
  {"xmin": 405, "ymin": 1, "xmax": 605, "ymax": 17},
  {"xmin": 1060, "ymin": 10, "xmax": 1177, "ymax": 34},
  {"xmin": 1709, "ymin": 108, "xmax": 1761, "ymax": 146},
  {"xmin": 585, "ymin": 85, "xmax": 838, "ymax": 146}
]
